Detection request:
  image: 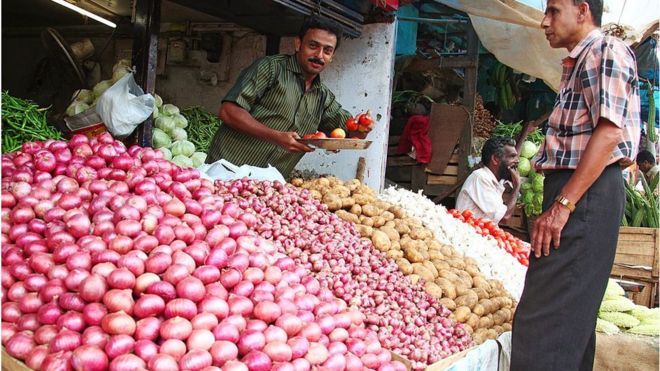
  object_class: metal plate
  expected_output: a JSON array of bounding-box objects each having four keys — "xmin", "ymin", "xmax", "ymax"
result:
[{"xmin": 298, "ymin": 138, "xmax": 372, "ymax": 150}]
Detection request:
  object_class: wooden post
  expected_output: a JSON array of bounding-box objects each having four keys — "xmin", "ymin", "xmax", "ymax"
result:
[
  {"xmin": 132, "ymin": 0, "xmax": 161, "ymax": 147},
  {"xmin": 457, "ymin": 24, "xmax": 479, "ymax": 180}
]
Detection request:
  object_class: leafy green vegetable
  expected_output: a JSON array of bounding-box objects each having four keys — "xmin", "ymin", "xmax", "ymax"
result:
[
  {"xmin": 191, "ymin": 152, "xmax": 207, "ymax": 168},
  {"xmin": 518, "ymin": 157, "xmax": 531, "ymax": 177},
  {"xmin": 155, "ymin": 116, "xmax": 175, "ymax": 134},
  {"xmin": 152, "ymin": 128, "xmax": 171, "ymax": 149},
  {"xmin": 492, "ymin": 120, "xmax": 545, "ymax": 144},
  {"xmin": 154, "ymin": 94, "xmax": 163, "ymax": 108},
  {"xmin": 65, "ymin": 101, "xmax": 90, "ymax": 117},
  {"xmin": 71, "ymin": 89, "xmax": 94, "ymax": 104},
  {"xmin": 1, "ymin": 91, "xmax": 64, "ymax": 153},
  {"xmin": 171, "ymin": 127, "xmax": 187, "ymax": 141},
  {"xmin": 93, "ymin": 79, "xmax": 113, "ymax": 99},
  {"xmin": 520, "ymin": 141, "xmax": 538, "ymax": 159},
  {"xmin": 158, "ymin": 147, "xmax": 172, "ymax": 161},
  {"xmin": 171, "ymin": 140, "xmax": 195, "ymax": 157},
  {"xmin": 172, "ymin": 154, "xmax": 193, "ymax": 168},
  {"xmin": 173, "ymin": 114, "xmax": 188, "ymax": 129},
  {"xmin": 162, "ymin": 104, "xmax": 180, "ymax": 116},
  {"xmin": 180, "ymin": 106, "xmax": 221, "ymax": 153}
]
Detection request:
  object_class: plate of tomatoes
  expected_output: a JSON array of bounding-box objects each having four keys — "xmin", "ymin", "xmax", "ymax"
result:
[{"xmin": 298, "ymin": 112, "xmax": 374, "ymax": 150}]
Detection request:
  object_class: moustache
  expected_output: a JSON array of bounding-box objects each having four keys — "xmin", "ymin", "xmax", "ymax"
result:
[{"xmin": 308, "ymin": 57, "xmax": 324, "ymax": 66}]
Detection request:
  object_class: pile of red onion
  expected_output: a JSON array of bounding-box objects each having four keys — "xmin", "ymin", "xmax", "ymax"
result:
[
  {"xmin": 207, "ymin": 181, "xmax": 473, "ymax": 369},
  {"xmin": 1, "ymin": 134, "xmax": 405, "ymax": 371}
]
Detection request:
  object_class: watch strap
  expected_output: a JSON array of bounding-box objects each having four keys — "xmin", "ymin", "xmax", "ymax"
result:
[{"xmin": 555, "ymin": 195, "xmax": 576, "ymax": 212}]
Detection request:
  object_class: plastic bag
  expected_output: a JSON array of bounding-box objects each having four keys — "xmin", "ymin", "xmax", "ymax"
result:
[
  {"xmin": 198, "ymin": 159, "xmax": 286, "ymax": 183},
  {"xmin": 95, "ymin": 73, "xmax": 154, "ymax": 138}
]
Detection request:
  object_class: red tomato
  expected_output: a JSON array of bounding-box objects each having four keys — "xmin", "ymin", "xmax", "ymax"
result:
[{"xmin": 462, "ymin": 210, "xmax": 473, "ymax": 220}]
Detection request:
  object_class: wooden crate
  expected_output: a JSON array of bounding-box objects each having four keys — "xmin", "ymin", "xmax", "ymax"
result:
[
  {"xmin": 425, "ymin": 153, "xmax": 460, "ymax": 186},
  {"xmin": 610, "ymin": 227, "xmax": 659, "ymax": 281},
  {"xmin": 2, "ymin": 349, "xmax": 29, "ymax": 371}
]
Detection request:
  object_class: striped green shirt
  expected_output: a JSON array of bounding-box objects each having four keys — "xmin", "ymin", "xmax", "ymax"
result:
[{"xmin": 207, "ymin": 54, "xmax": 350, "ymax": 177}]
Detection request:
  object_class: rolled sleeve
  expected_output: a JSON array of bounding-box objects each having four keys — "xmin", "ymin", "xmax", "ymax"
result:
[
  {"xmin": 223, "ymin": 58, "xmax": 276, "ymax": 112},
  {"xmin": 318, "ymin": 91, "xmax": 351, "ymax": 133}
]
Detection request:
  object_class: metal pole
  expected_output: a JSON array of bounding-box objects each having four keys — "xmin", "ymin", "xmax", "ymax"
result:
[{"xmin": 396, "ymin": 16, "xmax": 468, "ymax": 24}]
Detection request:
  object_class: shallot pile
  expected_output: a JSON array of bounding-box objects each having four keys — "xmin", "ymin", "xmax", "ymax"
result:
[
  {"xmin": 209, "ymin": 181, "xmax": 473, "ymax": 369},
  {"xmin": 1, "ymin": 134, "xmax": 405, "ymax": 371}
]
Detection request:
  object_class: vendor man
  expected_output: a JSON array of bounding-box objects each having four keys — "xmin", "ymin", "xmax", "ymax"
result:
[
  {"xmin": 455, "ymin": 137, "xmax": 520, "ymax": 224},
  {"xmin": 636, "ymin": 150, "xmax": 659, "ymax": 183},
  {"xmin": 206, "ymin": 17, "xmax": 366, "ymax": 176}
]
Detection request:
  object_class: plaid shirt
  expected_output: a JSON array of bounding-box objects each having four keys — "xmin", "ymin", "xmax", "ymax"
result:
[{"xmin": 535, "ymin": 30, "xmax": 641, "ymax": 170}]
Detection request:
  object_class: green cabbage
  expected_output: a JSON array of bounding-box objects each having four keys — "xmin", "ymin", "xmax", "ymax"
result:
[
  {"xmin": 112, "ymin": 59, "xmax": 131, "ymax": 74},
  {"xmin": 93, "ymin": 79, "xmax": 114, "ymax": 98},
  {"xmin": 520, "ymin": 141, "xmax": 538, "ymax": 159},
  {"xmin": 522, "ymin": 192, "xmax": 534, "ymax": 205},
  {"xmin": 112, "ymin": 67, "xmax": 131, "ymax": 83},
  {"xmin": 153, "ymin": 105, "xmax": 160, "ymax": 119},
  {"xmin": 191, "ymin": 152, "xmax": 207, "ymax": 168},
  {"xmin": 155, "ymin": 116, "xmax": 176, "ymax": 134},
  {"xmin": 173, "ymin": 114, "xmax": 188, "ymax": 129},
  {"xmin": 66, "ymin": 101, "xmax": 90, "ymax": 117},
  {"xmin": 162, "ymin": 104, "xmax": 180, "ymax": 116},
  {"xmin": 152, "ymin": 128, "xmax": 171, "ymax": 149},
  {"xmin": 170, "ymin": 127, "xmax": 188, "ymax": 141},
  {"xmin": 158, "ymin": 147, "xmax": 172, "ymax": 161},
  {"xmin": 599, "ymin": 297, "xmax": 636, "ymax": 312},
  {"xmin": 518, "ymin": 158, "xmax": 531, "ymax": 177},
  {"xmin": 605, "ymin": 279, "xmax": 626, "ymax": 298},
  {"xmin": 171, "ymin": 140, "xmax": 195, "ymax": 157},
  {"xmin": 154, "ymin": 94, "xmax": 163, "ymax": 108},
  {"xmin": 532, "ymin": 175, "xmax": 544, "ymax": 193},
  {"xmin": 533, "ymin": 193, "xmax": 543, "ymax": 207},
  {"xmin": 627, "ymin": 323, "xmax": 660, "ymax": 336},
  {"xmin": 521, "ymin": 182, "xmax": 532, "ymax": 192},
  {"xmin": 595, "ymin": 318, "xmax": 620, "ymax": 335},
  {"xmin": 172, "ymin": 155, "xmax": 193, "ymax": 168},
  {"xmin": 72, "ymin": 89, "xmax": 94, "ymax": 104},
  {"xmin": 599, "ymin": 312, "xmax": 640, "ymax": 329}
]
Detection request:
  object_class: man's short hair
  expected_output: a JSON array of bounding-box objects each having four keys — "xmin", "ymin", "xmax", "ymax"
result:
[
  {"xmin": 481, "ymin": 137, "xmax": 516, "ymax": 166},
  {"xmin": 636, "ymin": 150, "xmax": 656, "ymax": 164},
  {"xmin": 298, "ymin": 16, "xmax": 343, "ymax": 49},
  {"xmin": 574, "ymin": 0, "xmax": 603, "ymax": 27}
]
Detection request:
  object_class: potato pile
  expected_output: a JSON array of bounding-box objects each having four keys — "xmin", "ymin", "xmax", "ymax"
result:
[{"xmin": 290, "ymin": 177, "xmax": 516, "ymax": 343}]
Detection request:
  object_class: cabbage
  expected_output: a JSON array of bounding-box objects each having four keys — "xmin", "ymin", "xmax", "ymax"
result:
[
  {"xmin": 532, "ymin": 175, "xmax": 544, "ymax": 193},
  {"xmin": 518, "ymin": 158, "xmax": 531, "ymax": 177},
  {"xmin": 153, "ymin": 105, "xmax": 159, "ymax": 119},
  {"xmin": 152, "ymin": 128, "xmax": 171, "ymax": 149},
  {"xmin": 155, "ymin": 116, "xmax": 176, "ymax": 134},
  {"xmin": 172, "ymin": 155, "xmax": 193, "ymax": 168},
  {"xmin": 154, "ymin": 94, "xmax": 163, "ymax": 108},
  {"xmin": 162, "ymin": 104, "xmax": 180, "ymax": 116},
  {"xmin": 191, "ymin": 152, "xmax": 207, "ymax": 168},
  {"xmin": 112, "ymin": 67, "xmax": 131, "ymax": 83},
  {"xmin": 71, "ymin": 89, "xmax": 94, "ymax": 104},
  {"xmin": 65, "ymin": 101, "xmax": 90, "ymax": 117},
  {"xmin": 112, "ymin": 59, "xmax": 131, "ymax": 74},
  {"xmin": 93, "ymin": 79, "xmax": 114, "ymax": 99},
  {"xmin": 171, "ymin": 140, "xmax": 195, "ymax": 157},
  {"xmin": 173, "ymin": 114, "xmax": 188, "ymax": 129},
  {"xmin": 521, "ymin": 182, "xmax": 532, "ymax": 192},
  {"xmin": 522, "ymin": 192, "xmax": 534, "ymax": 205},
  {"xmin": 520, "ymin": 141, "xmax": 538, "ymax": 159},
  {"xmin": 170, "ymin": 127, "xmax": 187, "ymax": 141},
  {"xmin": 158, "ymin": 147, "xmax": 172, "ymax": 161}
]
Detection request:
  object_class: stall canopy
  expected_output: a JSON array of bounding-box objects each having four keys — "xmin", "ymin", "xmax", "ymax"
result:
[{"xmin": 435, "ymin": 0, "xmax": 660, "ymax": 91}]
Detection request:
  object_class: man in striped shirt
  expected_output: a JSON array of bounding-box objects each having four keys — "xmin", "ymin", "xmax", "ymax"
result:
[
  {"xmin": 511, "ymin": 0, "xmax": 641, "ymax": 370},
  {"xmin": 206, "ymin": 17, "xmax": 365, "ymax": 177}
]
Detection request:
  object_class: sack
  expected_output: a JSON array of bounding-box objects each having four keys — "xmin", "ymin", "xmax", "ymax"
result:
[
  {"xmin": 95, "ymin": 73, "xmax": 154, "ymax": 138},
  {"xmin": 198, "ymin": 159, "xmax": 286, "ymax": 183}
]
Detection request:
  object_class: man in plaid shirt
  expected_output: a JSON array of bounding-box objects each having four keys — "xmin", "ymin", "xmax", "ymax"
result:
[{"xmin": 511, "ymin": 0, "xmax": 641, "ymax": 370}]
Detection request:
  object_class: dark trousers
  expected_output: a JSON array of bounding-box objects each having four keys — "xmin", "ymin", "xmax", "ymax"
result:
[{"xmin": 511, "ymin": 164, "xmax": 624, "ymax": 371}]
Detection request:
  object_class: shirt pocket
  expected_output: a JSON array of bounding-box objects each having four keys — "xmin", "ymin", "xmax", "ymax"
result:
[{"xmin": 556, "ymin": 88, "xmax": 591, "ymax": 135}]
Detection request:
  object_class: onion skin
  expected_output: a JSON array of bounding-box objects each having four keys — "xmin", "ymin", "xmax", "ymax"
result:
[{"xmin": 72, "ymin": 345, "xmax": 109, "ymax": 371}]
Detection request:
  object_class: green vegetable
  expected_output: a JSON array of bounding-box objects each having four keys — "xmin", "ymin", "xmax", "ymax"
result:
[
  {"xmin": 627, "ymin": 323, "xmax": 660, "ymax": 336},
  {"xmin": 171, "ymin": 140, "xmax": 195, "ymax": 157},
  {"xmin": 71, "ymin": 89, "xmax": 94, "ymax": 104},
  {"xmin": 492, "ymin": 120, "xmax": 545, "ymax": 144},
  {"xmin": 154, "ymin": 94, "xmax": 163, "ymax": 108},
  {"xmin": 112, "ymin": 67, "xmax": 131, "ymax": 83},
  {"xmin": 162, "ymin": 104, "xmax": 180, "ymax": 116},
  {"xmin": 595, "ymin": 318, "xmax": 620, "ymax": 335},
  {"xmin": 170, "ymin": 127, "xmax": 188, "ymax": 141},
  {"xmin": 520, "ymin": 141, "xmax": 538, "ymax": 159},
  {"xmin": 180, "ymin": 106, "xmax": 222, "ymax": 153},
  {"xmin": 518, "ymin": 158, "xmax": 531, "ymax": 177},
  {"xmin": 531, "ymin": 175, "xmax": 544, "ymax": 193},
  {"xmin": 599, "ymin": 312, "xmax": 640, "ymax": 329},
  {"xmin": 155, "ymin": 116, "xmax": 176, "ymax": 134},
  {"xmin": 172, "ymin": 155, "xmax": 193, "ymax": 168},
  {"xmin": 152, "ymin": 128, "xmax": 171, "ymax": 149},
  {"xmin": 599, "ymin": 297, "xmax": 635, "ymax": 312},
  {"xmin": 191, "ymin": 152, "xmax": 207, "ymax": 168},
  {"xmin": 645, "ymin": 80, "xmax": 656, "ymax": 143},
  {"xmin": 622, "ymin": 175, "xmax": 659, "ymax": 228},
  {"xmin": 1, "ymin": 92, "xmax": 64, "ymax": 153},
  {"xmin": 158, "ymin": 147, "xmax": 172, "ymax": 161},
  {"xmin": 173, "ymin": 114, "xmax": 188, "ymax": 129},
  {"xmin": 93, "ymin": 79, "xmax": 114, "ymax": 99},
  {"xmin": 605, "ymin": 279, "xmax": 626, "ymax": 297},
  {"xmin": 65, "ymin": 101, "xmax": 90, "ymax": 117}
]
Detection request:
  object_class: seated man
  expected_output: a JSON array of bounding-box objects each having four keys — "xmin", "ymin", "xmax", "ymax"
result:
[
  {"xmin": 456, "ymin": 137, "xmax": 520, "ymax": 224},
  {"xmin": 636, "ymin": 150, "xmax": 659, "ymax": 183}
]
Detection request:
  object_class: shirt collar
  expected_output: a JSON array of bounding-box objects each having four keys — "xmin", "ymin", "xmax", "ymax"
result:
[
  {"xmin": 480, "ymin": 166, "xmax": 508, "ymax": 190},
  {"xmin": 286, "ymin": 54, "xmax": 322, "ymax": 89},
  {"xmin": 567, "ymin": 29, "xmax": 602, "ymax": 59}
]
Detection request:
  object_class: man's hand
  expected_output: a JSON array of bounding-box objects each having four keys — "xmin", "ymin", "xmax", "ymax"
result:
[
  {"xmin": 276, "ymin": 132, "xmax": 314, "ymax": 153},
  {"xmin": 510, "ymin": 166, "xmax": 521, "ymax": 190},
  {"xmin": 531, "ymin": 202, "xmax": 570, "ymax": 258}
]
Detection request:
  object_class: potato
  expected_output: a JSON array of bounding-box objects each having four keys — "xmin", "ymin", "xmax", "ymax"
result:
[
  {"xmin": 493, "ymin": 325, "xmax": 504, "ymax": 334},
  {"xmin": 341, "ymin": 197, "xmax": 355, "ymax": 209},
  {"xmin": 349, "ymin": 204, "xmax": 362, "ymax": 216},
  {"xmin": 373, "ymin": 216, "xmax": 387, "ymax": 228},
  {"xmin": 386, "ymin": 249, "xmax": 403, "ymax": 260},
  {"xmin": 394, "ymin": 221, "xmax": 411, "ymax": 235},
  {"xmin": 473, "ymin": 329, "xmax": 489, "ymax": 344},
  {"xmin": 422, "ymin": 261, "xmax": 439, "ymax": 278},
  {"xmin": 492, "ymin": 310, "xmax": 507, "ymax": 326},
  {"xmin": 356, "ymin": 225, "xmax": 373, "ymax": 238},
  {"xmin": 432, "ymin": 260, "xmax": 450, "ymax": 273},
  {"xmin": 439, "ymin": 244, "xmax": 454, "ymax": 257},
  {"xmin": 361, "ymin": 204, "xmax": 380, "ymax": 217},
  {"xmin": 454, "ymin": 306, "xmax": 471, "ymax": 323},
  {"xmin": 381, "ymin": 211, "xmax": 395, "ymax": 222},
  {"xmin": 478, "ymin": 299, "xmax": 495, "ymax": 315},
  {"xmin": 455, "ymin": 291, "xmax": 479, "ymax": 310},
  {"xmin": 408, "ymin": 274, "xmax": 421, "ymax": 285},
  {"xmin": 425, "ymin": 281, "xmax": 443, "ymax": 298},
  {"xmin": 455, "ymin": 271, "xmax": 473, "ymax": 287},
  {"xmin": 447, "ymin": 258, "xmax": 467, "ymax": 270},
  {"xmin": 465, "ymin": 265, "xmax": 482, "ymax": 278},
  {"xmin": 428, "ymin": 250, "xmax": 445, "ymax": 261},
  {"xmin": 472, "ymin": 304, "xmax": 485, "ymax": 317},
  {"xmin": 438, "ymin": 270, "xmax": 460, "ymax": 283},
  {"xmin": 463, "ymin": 324, "xmax": 474, "ymax": 335},
  {"xmin": 384, "ymin": 220, "xmax": 396, "ymax": 228},
  {"xmin": 403, "ymin": 247, "xmax": 425, "ymax": 263},
  {"xmin": 336, "ymin": 210, "xmax": 359, "ymax": 224},
  {"xmin": 455, "ymin": 284, "xmax": 471, "ymax": 298},
  {"xmin": 390, "ymin": 241, "xmax": 401, "ymax": 251},
  {"xmin": 371, "ymin": 230, "xmax": 391, "ymax": 252},
  {"xmin": 485, "ymin": 329, "xmax": 498, "ymax": 340},
  {"xmin": 353, "ymin": 194, "xmax": 372, "ymax": 206},
  {"xmin": 290, "ymin": 178, "xmax": 304, "ymax": 187},
  {"xmin": 396, "ymin": 259, "xmax": 413, "ymax": 275},
  {"xmin": 435, "ymin": 278, "xmax": 457, "ymax": 300},
  {"xmin": 478, "ymin": 315, "xmax": 494, "ymax": 329},
  {"xmin": 380, "ymin": 226, "xmax": 400, "ymax": 242},
  {"xmin": 309, "ymin": 190, "xmax": 322, "ymax": 200},
  {"xmin": 428, "ymin": 240, "xmax": 443, "ymax": 251},
  {"xmin": 316, "ymin": 177, "xmax": 330, "ymax": 187},
  {"xmin": 439, "ymin": 298, "xmax": 456, "ymax": 311},
  {"xmin": 502, "ymin": 323, "xmax": 512, "ymax": 332},
  {"xmin": 359, "ymin": 215, "xmax": 374, "ymax": 227},
  {"xmin": 473, "ymin": 277, "xmax": 492, "ymax": 291},
  {"xmin": 466, "ymin": 314, "xmax": 480, "ymax": 330},
  {"xmin": 335, "ymin": 186, "xmax": 351, "ymax": 198},
  {"xmin": 472, "ymin": 288, "xmax": 490, "ymax": 300},
  {"xmin": 388, "ymin": 206, "xmax": 406, "ymax": 219},
  {"xmin": 412, "ymin": 264, "xmax": 435, "ymax": 282},
  {"xmin": 409, "ymin": 227, "xmax": 427, "ymax": 240}
]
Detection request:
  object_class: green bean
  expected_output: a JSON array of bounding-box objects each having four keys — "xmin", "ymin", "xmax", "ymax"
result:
[{"xmin": 1, "ymin": 91, "xmax": 63, "ymax": 153}]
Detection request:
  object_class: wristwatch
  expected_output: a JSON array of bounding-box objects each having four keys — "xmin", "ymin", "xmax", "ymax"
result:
[{"xmin": 554, "ymin": 195, "xmax": 576, "ymax": 212}]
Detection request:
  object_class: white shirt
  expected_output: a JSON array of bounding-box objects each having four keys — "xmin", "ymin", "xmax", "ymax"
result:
[{"xmin": 456, "ymin": 167, "xmax": 507, "ymax": 224}]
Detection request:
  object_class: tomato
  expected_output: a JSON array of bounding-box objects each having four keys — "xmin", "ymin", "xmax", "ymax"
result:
[
  {"xmin": 302, "ymin": 133, "xmax": 315, "ymax": 139},
  {"xmin": 346, "ymin": 117, "xmax": 358, "ymax": 132},
  {"xmin": 461, "ymin": 210, "xmax": 473, "ymax": 220}
]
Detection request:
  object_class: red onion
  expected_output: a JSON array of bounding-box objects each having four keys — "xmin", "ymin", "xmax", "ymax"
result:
[
  {"xmin": 2, "ymin": 322, "xmax": 18, "ymax": 345},
  {"xmin": 134, "ymin": 339, "xmax": 159, "ymax": 363},
  {"xmin": 50, "ymin": 329, "xmax": 82, "ymax": 352},
  {"xmin": 210, "ymin": 340, "xmax": 238, "ymax": 366},
  {"xmin": 246, "ymin": 319, "xmax": 268, "ymax": 332},
  {"xmin": 264, "ymin": 341, "xmax": 293, "ymax": 362},
  {"xmin": 228, "ymin": 295, "xmax": 253, "ymax": 316},
  {"xmin": 17, "ymin": 313, "xmax": 40, "ymax": 331},
  {"xmin": 103, "ymin": 289, "xmax": 134, "ymax": 314},
  {"xmin": 242, "ymin": 350, "xmax": 272, "ymax": 371},
  {"xmin": 101, "ymin": 311, "xmax": 136, "ymax": 335},
  {"xmin": 253, "ymin": 300, "xmax": 281, "ymax": 323},
  {"xmin": 83, "ymin": 303, "xmax": 108, "ymax": 326},
  {"xmin": 135, "ymin": 317, "xmax": 161, "ymax": 341},
  {"xmin": 82, "ymin": 326, "xmax": 109, "ymax": 348},
  {"xmin": 107, "ymin": 268, "xmax": 136, "ymax": 289},
  {"xmin": 149, "ymin": 354, "xmax": 179, "ymax": 371},
  {"xmin": 160, "ymin": 316, "xmax": 193, "ymax": 340},
  {"xmin": 145, "ymin": 280, "xmax": 177, "ymax": 301},
  {"xmin": 41, "ymin": 350, "xmax": 73, "ymax": 371},
  {"xmin": 165, "ymin": 298, "xmax": 198, "ymax": 319},
  {"xmin": 109, "ymin": 354, "xmax": 146, "ymax": 371},
  {"xmin": 72, "ymin": 345, "xmax": 109, "ymax": 371},
  {"xmin": 6, "ymin": 331, "xmax": 35, "ymax": 360},
  {"xmin": 104, "ymin": 334, "xmax": 135, "ymax": 359},
  {"xmin": 134, "ymin": 294, "xmax": 165, "ymax": 318},
  {"xmin": 135, "ymin": 273, "xmax": 160, "ymax": 293},
  {"xmin": 187, "ymin": 329, "xmax": 215, "ymax": 351},
  {"xmin": 220, "ymin": 268, "xmax": 242, "ymax": 289},
  {"xmin": 237, "ymin": 329, "xmax": 266, "ymax": 355},
  {"xmin": 222, "ymin": 361, "xmax": 249, "ymax": 371},
  {"xmin": 276, "ymin": 314, "xmax": 303, "ymax": 337},
  {"xmin": 56, "ymin": 311, "xmax": 85, "ymax": 332},
  {"xmin": 177, "ymin": 276, "xmax": 206, "ymax": 302},
  {"xmin": 180, "ymin": 349, "xmax": 213, "ymax": 371},
  {"xmin": 59, "ymin": 292, "xmax": 86, "ymax": 311},
  {"xmin": 212, "ymin": 323, "xmax": 240, "ymax": 342},
  {"xmin": 26, "ymin": 345, "xmax": 49, "ymax": 370},
  {"xmin": 160, "ymin": 339, "xmax": 187, "ymax": 360},
  {"xmin": 79, "ymin": 274, "xmax": 107, "ymax": 302},
  {"xmin": 192, "ymin": 312, "xmax": 219, "ymax": 330}
]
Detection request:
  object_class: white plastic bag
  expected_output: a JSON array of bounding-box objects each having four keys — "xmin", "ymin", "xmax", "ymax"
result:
[
  {"xmin": 95, "ymin": 73, "xmax": 154, "ymax": 138},
  {"xmin": 199, "ymin": 159, "xmax": 286, "ymax": 183}
]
